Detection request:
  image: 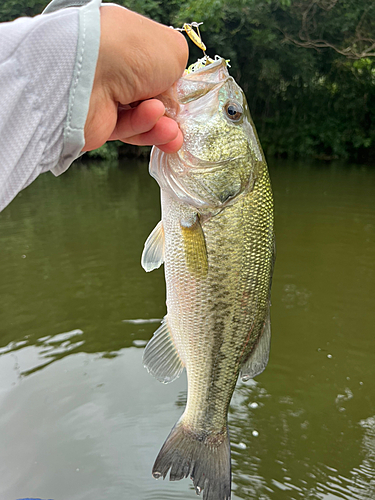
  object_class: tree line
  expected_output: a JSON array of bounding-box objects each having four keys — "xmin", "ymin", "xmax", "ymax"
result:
[{"xmin": 2, "ymin": 0, "xmax": 374, "ymax": 163}]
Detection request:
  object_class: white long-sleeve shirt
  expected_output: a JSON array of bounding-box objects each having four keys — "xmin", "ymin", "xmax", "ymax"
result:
[{"xmin": 0, "ymin": 0, "xmax": 101, "ymax": 212}]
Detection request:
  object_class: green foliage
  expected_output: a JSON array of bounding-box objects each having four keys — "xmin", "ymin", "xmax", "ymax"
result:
[
  {"xmin": 2, "ymin": 0, "xmax": 374, "ymax": 162},
  {"xmin": 174, "ymin": 0, "xmax": 375, "ymax": 161},
  {"xmin": 86, "ymin": 141, "xmax": 120, "ymax": 162},
  {"xmin": 102, "ymin": 0, "xmax": 181, "ymax": 24},
  {"xmin": 0, "ymin": 0, "xmax": 47, "ymax": 22}
]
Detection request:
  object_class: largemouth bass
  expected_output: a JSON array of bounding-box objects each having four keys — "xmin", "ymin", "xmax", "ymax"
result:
[{"xmin": 141, "ymin": 57, "xmax": 275, "ymax": 500}]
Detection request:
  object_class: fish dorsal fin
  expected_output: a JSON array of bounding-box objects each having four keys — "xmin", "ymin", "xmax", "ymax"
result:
[
  {"xmin": 240, "ymin": 309, "xmax": 271, "ymax": 381},
  {"xmin": 141, "ymin": 221, "xmax": 165, "ymax": 272},
  {"xmin": 180, "ymin": 214, "xmax": 208, "ymax": 278},
  {"xmin": 143, "ymin": 317, "xmax": 184, "ymax": 384}
]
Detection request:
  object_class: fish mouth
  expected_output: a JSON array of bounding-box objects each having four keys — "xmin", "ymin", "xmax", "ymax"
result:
[{"xmin": 186, "ymin": 56, "xmax": 228, "ymax": 76}]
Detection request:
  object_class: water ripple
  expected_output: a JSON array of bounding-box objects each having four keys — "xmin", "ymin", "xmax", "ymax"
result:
[{"xmin": 0, "ymin": 329, "xmax": 85, "ymax": 378}]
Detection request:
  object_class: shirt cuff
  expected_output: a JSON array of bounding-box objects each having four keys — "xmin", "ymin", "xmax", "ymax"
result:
[{"xmin": 43, "ymin": 0, "xmax": 101, "ymax": 176}]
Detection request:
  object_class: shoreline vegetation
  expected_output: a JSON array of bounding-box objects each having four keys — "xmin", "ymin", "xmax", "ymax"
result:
[{"xmin": 2, "ymin": 0, "xmax": 374, "ymax": 164}]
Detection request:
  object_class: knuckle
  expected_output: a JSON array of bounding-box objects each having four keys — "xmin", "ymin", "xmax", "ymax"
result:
[{"xmin": 172, "ymin": 30, "xmax": 189, "ymax": 70}]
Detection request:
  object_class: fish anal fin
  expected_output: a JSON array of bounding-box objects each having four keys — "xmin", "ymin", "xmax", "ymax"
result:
[
  {"xmin": 240, "ymin": 309, "xmax": 271, "ymax": 381},
  {"xmin": 180, "ymin": 214, "xmax": 208, "ymax": 278},
  {"xmin": 153, "ymin": 421, "xmax": 231, "ymax": 500},
  {"xmin": 143, "ymin": 317, "xmax": 184, "ymax": 384},
  {"xmin": 141, "ymin": 221, "xmax": 165, "ymax": 272}
]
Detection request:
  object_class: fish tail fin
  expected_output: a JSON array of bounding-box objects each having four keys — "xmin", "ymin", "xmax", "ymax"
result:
[{"xmin": 152, "ymin": 421, "xmax": 231, "ymax": 500}]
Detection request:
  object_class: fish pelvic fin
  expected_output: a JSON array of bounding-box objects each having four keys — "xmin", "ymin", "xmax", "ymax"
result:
[
  {"xmin": 141, "ymin": 221, "xmax": 165, "ymax": 272},
  {"xmin": 180, "ymin": 214, "xmax": 208, "ymax": 278},
  {"xmin": 240, "ymin": 307, "xmax": 271, "ymax": 381},
  {"xmin": 153, "ymin": 421, "xmax": 231, "ymax": 500},
  {"xmin": 143, "ymin": 317, "xmax": 184, "ymax": 384}
]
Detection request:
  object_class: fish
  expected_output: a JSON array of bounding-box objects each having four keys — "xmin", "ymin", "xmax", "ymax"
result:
[{"xmin": 141, "ymin": 57, "xmax": 275, "ymax": 500}]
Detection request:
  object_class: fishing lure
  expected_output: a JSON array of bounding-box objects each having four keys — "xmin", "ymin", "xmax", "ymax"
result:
[
  {"xmin": 176, "ymin": 22, "xmax": 207, "ymax": 53},
  {"xmin": 173, "ymin": 22, "xmax": 230, "ymax": 74}
]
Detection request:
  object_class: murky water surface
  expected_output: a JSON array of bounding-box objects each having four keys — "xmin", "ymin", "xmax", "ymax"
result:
[{"xmin": 0, "ymin": 159, "xmax": 374, "ymax": 500}]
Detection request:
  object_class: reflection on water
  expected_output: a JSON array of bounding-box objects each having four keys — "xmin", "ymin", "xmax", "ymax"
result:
[
  {"xmin": 0, "ymin": 329, "xmax": 85, "ymax": 377},
  {"xmin": 0, "ymin": 159, "xmax": 374, "ymax": 500}
]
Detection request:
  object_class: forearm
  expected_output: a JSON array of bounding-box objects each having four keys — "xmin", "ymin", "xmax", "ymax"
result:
[{"xmin": 0, "ymin": 0, "xmax": 100, "ymax": 212}]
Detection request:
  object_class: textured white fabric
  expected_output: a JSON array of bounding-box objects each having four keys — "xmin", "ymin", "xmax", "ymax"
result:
[
  {"xmin": 0, "ymin": 9, "xmax": 78, "ymax": 211},
  {"xmin": 0, "ymin": 0, "xmax": 101, "ymax": 212}
]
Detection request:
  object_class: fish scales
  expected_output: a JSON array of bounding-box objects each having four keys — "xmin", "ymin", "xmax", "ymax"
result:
[{"xmin": 141, "ymin": 57, "xmax": 274, "ymax": 500}]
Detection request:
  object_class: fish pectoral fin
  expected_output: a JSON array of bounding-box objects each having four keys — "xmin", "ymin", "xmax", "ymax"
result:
[
  {"xmin": 240, "ymin": 309, "xmax": 271, "ymax": 381},
  {"xmin": 143, "ymin": 317, "xmax": 184, "ymax": 384},
  {"xmin": 180, "ymin": 214, "xmax": 208, "ymax": 278},
  {"xmin": 141, "ymin": 221, "xmax": 165, "ymax": 272}
]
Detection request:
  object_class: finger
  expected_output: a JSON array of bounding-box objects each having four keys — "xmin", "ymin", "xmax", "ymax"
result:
[
  {"xmin": 119, "ymin": 116, "xmax": 181, "ymax": 147},
  {"xmin": 109, "ymin": 99, "xmax": 165, "ymax": 141},
  {"xmin": 156, "ymin": 130, "xmax": 184, "ymax": 153}
]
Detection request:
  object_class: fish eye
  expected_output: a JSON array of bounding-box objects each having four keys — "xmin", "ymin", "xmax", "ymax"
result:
[{"xmin": 224, "ymin": 101, "xmax": 243, "ymax": 122}]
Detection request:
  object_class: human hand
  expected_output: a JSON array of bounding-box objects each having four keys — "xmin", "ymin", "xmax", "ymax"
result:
[{"xmin": 83, "ymin": 5, "xmax": 188, "ymax": 154}]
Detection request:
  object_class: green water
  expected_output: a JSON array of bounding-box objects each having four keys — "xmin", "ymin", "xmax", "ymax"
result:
[{"xmin": 0, "ymin": 159, "xmax": 374, "ymax": 500}]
